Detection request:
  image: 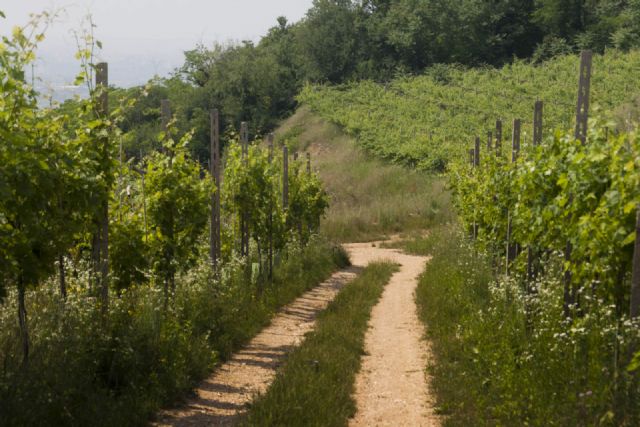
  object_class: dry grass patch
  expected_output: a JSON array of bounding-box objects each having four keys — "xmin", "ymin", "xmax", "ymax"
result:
[{"xmin": 274, "ymin": 107, "xmax": 453, "ymax": 242}]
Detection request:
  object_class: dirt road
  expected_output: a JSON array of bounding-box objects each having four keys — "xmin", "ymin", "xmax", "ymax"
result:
[{"xmin": 345, "ymin": 242, "xmax": 440, "ymax": 427}]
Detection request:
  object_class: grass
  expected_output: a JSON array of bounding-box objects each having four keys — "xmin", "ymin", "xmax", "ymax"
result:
[
  {"xmin": 274, "ymin": 107, "xmax": 453, "ymax": 243},
  {"xmin": 241, "ymin": 262, "xmax": 398, "ymax": 427},
  {"xmin": 411, "ymin": 224, "xmax": 640, "ymax": 426}
]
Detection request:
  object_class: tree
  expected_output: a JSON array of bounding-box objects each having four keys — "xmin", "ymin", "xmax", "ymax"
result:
[{"xmin": 295, "ymin": 0, "xmax": 361, "ymax": 83}]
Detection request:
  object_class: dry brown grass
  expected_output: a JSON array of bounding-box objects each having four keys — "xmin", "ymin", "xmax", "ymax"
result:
[{"xmin": 274, "ymin": 107, "xmax": 453, "ymax": 242}]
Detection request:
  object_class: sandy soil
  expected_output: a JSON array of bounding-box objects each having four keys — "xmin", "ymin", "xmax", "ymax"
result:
[
  {"xmin": 345, "ymin": 242, "xmax": 440, "ymax": 427},
  {"xmin": 153, "ymin": 268, "xmax": 359, "ymax": 427}
]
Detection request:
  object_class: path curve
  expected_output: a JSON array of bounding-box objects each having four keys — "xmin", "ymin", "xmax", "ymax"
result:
[
  {"xmin": 345, "ymin": 242, "xmax": 440, "ymax": 427},
  {"xmin": 153, "ymin": 267, "xmax": 359, "ymax": 427}
]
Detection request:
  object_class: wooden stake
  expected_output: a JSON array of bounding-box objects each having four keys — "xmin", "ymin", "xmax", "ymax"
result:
[
  {"xmin": 512, "ymin": 119, "xmax": 521, "ymax": 163},
  {"xmin": 533, "ymin": 100, "xmax": 543, "ymax": 146},
  {"xmin": 267, "ymin": 133, "xmax": 274, "ymax": 279},
  {"xmin": 240, "ymin": 122, "xmax": 249, "ymax": 257},
  {"xmin": 283, "ymin": 146, "xmax": 289, "ymax": 209},
  {"xmin": 630, "ymin": 207, "xmax": 640, "ymax": 319},
  {"xmin": 575, "ymin": 50, "xmax": 592, "ymax": 144},
  {"xmin": 495, "ymin": 119, "xmax": 502, "ymax": 156},
  {"xmin": 96, "ymin": 62, "xmax": 109, "ymax": 316},
  {"xmin": 210, "ymin": 109, "xmax": 221, "ymax": 268},
  {"xmin": 240, "ymin": 121, "xmax": 249, "ymax": 159},
  {"xmin": 565, "ymin": 51, "xmax": 593, "ymax": 318}
]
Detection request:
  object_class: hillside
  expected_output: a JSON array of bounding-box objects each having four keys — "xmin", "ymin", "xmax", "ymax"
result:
[
  {"xmin": 299, "ymin": 50, "xmax": 640, "ymax": 171},
  {"xmin": 273, "ymin": 106, "xmax": 453, "ymax": 242}
]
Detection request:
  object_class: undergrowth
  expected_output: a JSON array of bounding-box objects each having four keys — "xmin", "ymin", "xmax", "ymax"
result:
[
  {"xmin": 413, "ymin": 225, "xmax": 640, "ymax": 426},
  {"xmin": 0, "ymin": 238, "xmax": 349, "ymax": 427}
]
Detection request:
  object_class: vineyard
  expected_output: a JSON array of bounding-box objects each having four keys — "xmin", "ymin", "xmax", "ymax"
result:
[
  {"xmin": 0, "ymin": 20, "xmax": 345, "ymax": 426},
  {"xmin": 4, "ymin": 4, "xmax": 640, "ymax": 426},
  {"xmin": 302, "ymin": 50, "xmax": 640, "ymax": 424},
  {"xmin": 299, "ymin": 50, "xmax": 640, "ymax": 172}
]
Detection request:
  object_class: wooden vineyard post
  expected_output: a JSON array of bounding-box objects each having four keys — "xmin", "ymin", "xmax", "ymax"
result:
[
  {"xmin": 474, "ymin": 136, "xmax": 480, "ymax": 167},
  {"xmin": 506, "ymin": 119, "xmax": 521, "ymax": 275},
  {"xmin": 283, "ymin": 145, "xmax": 289, "ymax": 209},
  {"xmin": 495, "ymin": 119, "xmax": 502, "ymax": 156},
  {"xmin": 161, "ymin": 99, "xmax": 172, "ymax": 157},
  {"xmin": 565, "ymin": 50, "xmax": 593, "ymax": 318},
  {"xmin": 240, "ymin": 121, "xmax": 249, "ymax": 159},
  {"xmin": 533, "ymin": 100, "xmax": 543, "ymax": 146},
  {"xmin": 240, "ymin": 122, "xmax": 249, "ymax": 258},
  {"xmin": 575, "ymin": 51, "xmax": 592, "ymax": 145},
  {"xmin": 293, "ymin": 151, "xmax": 299, "ymax": 161},
  {"xmin": 162, "ymin": 100, "xmax": 176, "ymax": 298},
  {"xmin": 511, "ymin": 119, "xmax": 521, "ymax": 162},
  {"xmin": 267, "ymin": 133, "xmax": 275, "ymax": 280},
  {"xmin": 473, "ymin": 137, "xmax": 480, "ymax": 240},
  {"xmin": 631, "ymin": 207, "xmax": 640, "ymax": 319},
  {"xmin": 96, "ymin": 62, "xmax": 109, "ymax": 316},
  {"xmin": 210, "ymin": 109, "xmax": 221, "ymax": 269}
]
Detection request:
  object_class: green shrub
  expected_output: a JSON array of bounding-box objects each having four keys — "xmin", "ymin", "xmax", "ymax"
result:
[{"xmin": 0, "ymin": 238, "xmax": 348, "ymax": 427}]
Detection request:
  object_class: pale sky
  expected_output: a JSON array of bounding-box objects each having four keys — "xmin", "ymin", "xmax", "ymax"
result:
[{"xmin": 1, "ymin": 0, "xmax": 314, "ymax": 89}]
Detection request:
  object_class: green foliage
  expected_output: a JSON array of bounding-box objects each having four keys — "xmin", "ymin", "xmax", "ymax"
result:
[
  {"xmin": 0, "ymin": 17, "xmax": 99, "ymax": 297},
  {"xmin": 415, "ymin": 225, "xmax": 640, "ymax": 425},
  {"xmin": 0, "ymin": 239, "xmax": 347, "ymax": 427},
  {"xmin": 243, "ymin": 262, "xmax": 396, "ymax": 426},
  {"xmin": 300, "ymin": 50, "xmax": 640, "ymax": 171},
  {"xmin": 145, "ymin": 132, "xmax": 211, "ymax": 287},
  {"xmin": 223, "ymin": 141, "xmax": 285, "ymax": 255},
  {"xmin": 452, "ymin": 121, "xmax": 640, "ymax": 312}
]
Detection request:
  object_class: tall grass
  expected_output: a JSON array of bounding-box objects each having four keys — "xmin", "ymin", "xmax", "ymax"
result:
[
  {"xmin": 0, "ymin": 238, "xmax": 349, "ymax": 427},
  {"xmin": 414, "ymin": 225, "xmax": 640, "ymax": 426},
  {"xmin": 275, "ymin": 107, "xmax": 453, "ymax": 243},
  {"xmin": 242, "ymin": 262, "xmax": 398, "ymax": 427}
]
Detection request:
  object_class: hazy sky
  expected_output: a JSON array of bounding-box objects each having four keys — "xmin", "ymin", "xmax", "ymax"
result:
[{"xmin": 1, "ymin": 0, "xmax": 314, "ymax": 88}]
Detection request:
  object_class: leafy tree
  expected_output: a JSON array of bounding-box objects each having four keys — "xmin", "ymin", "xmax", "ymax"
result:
[{"xmin": 295, "ymin": 0, "xmax": 361, "ymax": 83}]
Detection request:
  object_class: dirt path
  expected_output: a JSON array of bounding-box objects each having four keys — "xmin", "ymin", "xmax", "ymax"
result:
[
  {"xmin": 153, "ymin": 268, "xmax": 359, "ymax": 427},
  {"xmin": 155, "ymin": 240, "xmax": 438, "ymax": 426},
  {"xmin": 345, "ymin": 242, "xmax": 440, "ymax": 427}
]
